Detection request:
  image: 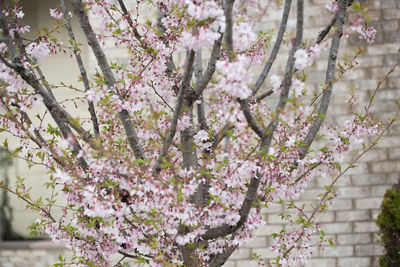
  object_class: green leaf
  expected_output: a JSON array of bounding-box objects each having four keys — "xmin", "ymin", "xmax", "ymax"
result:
[{"xmin": 352, "ymin": 2, "xmax": 361, "ymax": 11}]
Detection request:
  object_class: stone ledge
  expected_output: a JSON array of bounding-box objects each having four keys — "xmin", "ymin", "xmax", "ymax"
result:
[{"xmin": 0, "ymin": 241, "xmax": 65, "ymax": 250}]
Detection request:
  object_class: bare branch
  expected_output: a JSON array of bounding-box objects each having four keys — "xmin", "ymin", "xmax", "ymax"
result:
[
  {"xmin": 255, "ymin": 89, "xmax": 273, "ymax": 102},
  {"xmin": 152, "ymin": 50, "xmax": 196, "ymax": 175},
  {"xmin": 262, "ymin": 0, "xmax": 304, "ymax": 150},
  {"xmin": 238, "ymin": 99, "xmax": 265, "ymax": 138},
  {"xmin": 61, "ymin": 0, "xmax": 100, "ymax": 137},
  {"xmin": 181, "ymin": 107, "xmax": 198, "ymax": 170},
  {"xmin": 0, "ymin": 14, "xmax": 90, "ymax": 171},
  {"xmin": 194, "ymin": 50, "xmax": 208, "ymax": 130},
  {"xmin": 185, "ymin": 33, "xmax": 223, "ymax": 106},
  {"xmin": 299, "ymin": 0, "xmax": 348, "ymax": 157},
  {"xmin": 209, "ymin": 123, "xmax": 234, "ymax": 153},
  {"xmin": 208, "ymin": 246, "xmax": 236, "ymax": 267},
  {"xmin": 224, "ymin": 0, "xmax": 235, "ymax": 61},
  {"xmin": 315, "ymin": 13, "xmax": 337, "ymax": 45},
  {"xmin": 117, "ymin": 0, "xmax": 143, "ymax": 43},
  {"xmin": 251, "ymin": 0, "xmax": 292, "ymax": 96},
  {"xmin": 203, "ymin": 0, "xmax": 304, "ymax": 242},
  {"xmin": 202, "ymin": 175, "xmax": 260, "ymax": 240},
  {"xmin": 71, "ymin": 0, "xmax": 145, "ymax": 161}
]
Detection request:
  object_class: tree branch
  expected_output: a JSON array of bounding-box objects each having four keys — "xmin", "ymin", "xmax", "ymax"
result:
[
  {"xmin": 202, "ymin": 175, "xmax": 260, "ymax": 240},
  {"xmin": 61, "ymin": 0, "xmax": 100, "ymax": 137},
  {"xmin": 194, "ymin": 50, "xmax": 208, "ymax": 130},
  {"xmin": 117, "ymin": 0, "xmax": 143, "ymax": 45},
  {"xmin": 255, "ymin": 89, "xmax": 273, "ymax": 102},
  {"xmin": 299, "ymin": 0, "xmax": 348, "ymax": 158},
  {"xmin": 224, "ymin": 0, "xmax": 235, "ymax": 61},
  {"xmin": 203, "ymin": 0, "xmax": 304, "ymax": 243},
  {"xmin": 0, "ymin": 13, "xmax": 89, "ymax": 171},
  {"xmin": 208, "ymin": 245, "xmax": 236, "ymax": 267},
  {"xmin": 238, "ymin": 99, "xmax": 265, "ymax": 138},
  {"xmin": 261, "ymin": 0, "xmax": 304, "ymax": 150},
  {"xmin": 152, "ymin": 50, "xmax": 195, "ymax": 175},
  {"xmin": 71, "ymin": 0, "xmax": 145, "ymax": 161},
  {"xmin": 251, "ymin": 0, "xmax": 292, "ymax": 96},
  {"xmin": 185, "ymin": 33, "xmax": 223, "ymax": 106}
]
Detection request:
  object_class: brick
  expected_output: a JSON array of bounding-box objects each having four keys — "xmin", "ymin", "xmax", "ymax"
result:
[
  {"xmin": 230, "ymin": 248, "xmax": 251, "ymax": 260},
  {"xmin": 0, "ymin": 251, "xmax": 15, "ymax": 256},
  {"xmin": 330, "ymin": 199, "xmax": 353, "ymax": 211},
  {"xmin": 315, "ymin": 211, "xmax": 335, "ymax": 223},
  {"xmin": 306, "ymin": 258, "xmax": 336, "ymax": 267},
  {"xmin": 261, "ymin": 203, "xmax": 282, "ymax": 214},
  {"xmin": 381, "ymin": 0, "xmax": 398, "ymax": 8},
  {"xmin": 337, "ymin": 257, "xmax": 372, "ymax": 267},
  {"xmin": 355, "ymin": 244, "xmax": 385, "ymax": 256},
  {"xmin": 354, "ymin": 197, "xmax": 383, "ymax": 209},
  {"xmin": 370, "ymin": 161, "xmax": 400, "ymax": 173},
  {"xmin": 367, "ymin": 43, "xmax": 400, "ymax": 55},
  {"xmin": 377, "ymin": 89, "xmax": 400, "ymax": 101},
  {"xmin": 383, "ymin": 9, "xmax": 400, "ymax": 19},
  {"xmin": 252, "ymin": 224, "xmax": 283, "ymax": 236},
  {"xmin": 242, "ymin": 237, "xmax": 267, "ymax": 248},
  {"xmin": 336, "ymin": 210, "xmax": 370, "ymax": 222},
  {"xmin": 366, "ymin": 1, "xmax": 381, "ymax": 9},
  {"xmin": 344, "ymin": 163, "xmax": 370, "ymax": 175},
  {"xmin": 354, "ymin": 222, "xmax": 380, "ymax": 233},
  {"xmin": 373, "ymin": 232, "xmax": 384, "ymax": 243},
  {"xmin": 320, "ymin": 222, "xmax": 352, "ymax": 233},
  {"xmin": 387, "ymin": 173, "xmax": 400, "ymax": 185},
  {"xmin": 266, "ymin": 214, "xmax": 289, "ymax": 224},
  {"xmin": 251, "ymin": 248, "xmax": 275, "ymax": 259},
  {"xmin": 316, "ymin": 175, "xmax": 351, "ymax": 188},
  {"xmin": 370, "ymin": 185, "xmax": 391, "ymax": 197},
  {"xmin": 372, "ymin": 209, "xmax": 382, "ymax": 221},
  {"xmin": 351, "ymin": 173, "xmax": 386, "ymax": 186},
  {"xmin": 302, "ymin": 188, "xmax": 325, "ymax": 200},
  {"xmin": 387, "ymin": 76, "xmax": 400, "ymax": 89},
  {"xmin": 356, "ymin": 149, "xmax": 387, "ymax": 162},
  {"xmin": 337, "ymin": 187, "xmax": 370, "ymax": 199},
  {"xmin": 337, "ymin": 233, "xmax": 372, "ymax": 245},
  {"xmin": 233, "ymin": 260, "xmax": 260, "ymax": 267},
  {"xmin": 322, "ymin": 245, "xmax": 354, "ymax": 257},
  {"xmin": 373, "ymin": 256, "xmax": 380, "ymax": 267},
  {"xmin": 388, "ymin": 147, "xmax": 400, "ymax": 160}
]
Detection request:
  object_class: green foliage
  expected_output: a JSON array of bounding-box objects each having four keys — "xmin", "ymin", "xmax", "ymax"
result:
[{"xmin": 376, "ymin": 188, "xmax": 400, "ymax": 267}]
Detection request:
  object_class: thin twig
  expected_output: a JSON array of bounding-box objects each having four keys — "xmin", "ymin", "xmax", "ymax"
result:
[
  {"xmin": 152, "ymin": 50, "xmax": 195, "ymax": 175},
  {"xmin": 61, "ymin": 0, "xmax": 100, "ymax": 137},
  {"xmin": 299, "ymin": 0, "xmax": 348, "ymax": 158},
  {"xmin": 251, "ymin": 0, "xmax": 293, "ymax": 96},
  {"xmin": 71, "ymin": 0, "xmax": 145, "ymax": 161}
]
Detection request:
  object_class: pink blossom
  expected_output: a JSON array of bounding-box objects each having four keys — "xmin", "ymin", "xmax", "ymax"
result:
[
  {"xmin": 180, "ymin": 27, "xmax": 221, "ymax": 51},
  {"xmin": 26, "ymin": 42, "xmax": 50, "ymax": 59},
  {"xmin": 325, "ymin": 1, "xmax": 339, "ymax": 12},
  {"xmin": 15, "ymin": 10, "xmax": 24, "ymax": 19},
  {"xmin": 270, "ymin": 74, "xmax": 281, "ymax": 92},
  {"xmin": 233, "ymin": 21, "xmax": 257, "ymax": 51},
  {"xmin": 294, "ymin": 49, "xmax": 310, "ymax": 70},
  {"xmin": 49, "ymin": 8, "xmax": 64, "ymax": 19},
  {"xmin": 352, "ymin": 25, "xmax": 377, "ymax": 44},
  {"xmin": 186, "ymin": 1, "xmax": 224, "ymax": 21},
  {"xmin": 216, "ymin": 55, "xmax": 252, "ymax": 99},
  {"xmin": 291, "ymin": 78, "xmax": 304, "ymax": 97}
]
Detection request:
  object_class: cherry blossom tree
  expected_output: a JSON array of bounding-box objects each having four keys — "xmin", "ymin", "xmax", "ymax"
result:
[{"xmin": 0, "ymin": 0, "xmax": 396, "ymax": 266}]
